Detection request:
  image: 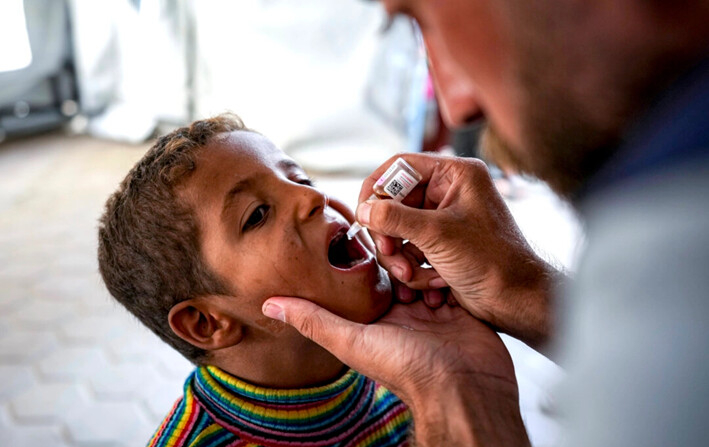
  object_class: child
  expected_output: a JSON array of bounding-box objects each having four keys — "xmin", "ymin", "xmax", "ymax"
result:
[{"xmin": 97, "ymin": 114, "xmax": 412, "ymax": 446}]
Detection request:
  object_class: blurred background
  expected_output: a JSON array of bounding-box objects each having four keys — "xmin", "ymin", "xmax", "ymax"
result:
[{"xmin": 0, "ymin": 0, "xmax": 580, "ymax": 445}]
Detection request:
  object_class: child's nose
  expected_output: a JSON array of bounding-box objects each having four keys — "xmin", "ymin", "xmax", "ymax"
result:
[{"xmin": 294, "ymin": 184, "xmax": 327, "ymax": 222}]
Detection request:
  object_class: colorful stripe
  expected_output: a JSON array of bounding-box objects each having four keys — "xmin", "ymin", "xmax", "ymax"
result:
[
  {"xmin": 207, "ymin": 366, "xmax": 358, "ymax": 403},
  {"xmin": 147, "ymin": 366, "xmax": 411, "ymax": 446}
]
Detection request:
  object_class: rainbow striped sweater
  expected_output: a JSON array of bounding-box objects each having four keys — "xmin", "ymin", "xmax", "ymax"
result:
[{"xmin": 147, "ymin": 366, "xmax": 412, "ymax": 447}]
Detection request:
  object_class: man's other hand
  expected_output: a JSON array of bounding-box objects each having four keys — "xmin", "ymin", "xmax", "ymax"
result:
[{"xmin": 262, "ymin": 298, "xmax": 530, "ymax": 446}]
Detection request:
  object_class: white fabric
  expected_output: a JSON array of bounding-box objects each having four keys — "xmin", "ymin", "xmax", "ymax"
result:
[
  {"xmin": 68, "ymin": 0, "xmax": 188, "ymax": 142},
  {"xmin": 0, "ymin": 0, "xmax": 33, "ymax": 72},
  {"xmin": 558, "ymin": 160, "xmax": 709, "ymax": 446}
]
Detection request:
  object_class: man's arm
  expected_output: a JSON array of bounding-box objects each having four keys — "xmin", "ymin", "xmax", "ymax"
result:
[{"xmin": 410, "ymin": 373, "xmax": 530, "ymax": 446}]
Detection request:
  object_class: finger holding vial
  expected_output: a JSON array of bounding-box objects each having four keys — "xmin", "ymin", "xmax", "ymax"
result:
[
  {"xmin": 356, "ymin": 153, "xmax": 454, "ymax": 257},
  {"xmin": 347, "ymin": 157, "xmax": 424, "ymax": 240},
  {"xmin": 350, "ymin": 156, "xmax": 448, "ymax": 302},
  {"xmin": 350, "ymin": 156, "xmax": 426, "ymax": 284}
]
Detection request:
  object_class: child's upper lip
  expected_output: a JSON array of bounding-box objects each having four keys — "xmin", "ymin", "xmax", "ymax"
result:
[{"xmin": 325, "ymin": 220, "xmax": 349, "ymax": 254}]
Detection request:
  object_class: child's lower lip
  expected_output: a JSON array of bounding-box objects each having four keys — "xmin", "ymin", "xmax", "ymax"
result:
[{"xmin": 328, "ymin": 253, "xmax": 375, "ymax": 273}]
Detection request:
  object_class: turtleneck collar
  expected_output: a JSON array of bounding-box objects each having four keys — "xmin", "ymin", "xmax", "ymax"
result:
[{"xmin": 189, "ymin": 365, "xmax": 410, "ymax": 446}]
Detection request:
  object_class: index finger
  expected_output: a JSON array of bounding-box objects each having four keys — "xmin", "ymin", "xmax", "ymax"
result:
[{"xmin": 262, "ymin": 297, "xmax": 365, "ymax": 367}]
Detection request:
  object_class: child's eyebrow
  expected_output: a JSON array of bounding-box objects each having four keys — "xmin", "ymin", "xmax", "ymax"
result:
[
  {"xmin": 221, "ymin": 177, "xmax": 256, "ymax": 217},
  {"xmin": 277, "ymin": 159, "xmax": 304, "ymax": 173}
]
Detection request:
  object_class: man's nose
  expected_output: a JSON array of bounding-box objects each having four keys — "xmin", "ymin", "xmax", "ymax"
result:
[
  {"xmin": 293, "ymin": 184, "xmax": 327, "ymax": 222},
  {"xmin": 426, "ymin": 44, "xmax": 482, "ymax": 128}
]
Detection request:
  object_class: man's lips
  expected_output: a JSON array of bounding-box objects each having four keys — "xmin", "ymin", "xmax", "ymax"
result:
[{"xmin": 326, "ymin": 222, "xmax": 372, "ymax": 271}]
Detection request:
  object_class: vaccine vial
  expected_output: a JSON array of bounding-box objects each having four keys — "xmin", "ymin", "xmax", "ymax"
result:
[
  {"xmin": 372, "ymin": 157, "xmax": 423, "ymax": 200},
  {"xmin": 347, "ymin": 158, "xmax": 423, "ymax": 239}
]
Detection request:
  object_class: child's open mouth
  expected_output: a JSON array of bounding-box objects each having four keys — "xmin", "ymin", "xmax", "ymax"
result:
[{"xmin": 328, "ymin": 227, "xmax": 369, "ymax": 270}]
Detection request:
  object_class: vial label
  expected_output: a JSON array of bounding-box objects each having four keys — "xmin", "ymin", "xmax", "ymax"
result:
[
  {"xmin": 386, "ymin": 178, "xmax": 405, "ymax": 197},
  {"xmin": 376, "ymin": 163, "xmax": 400, "ymax": 188},
  {"xmin": 350, "ymin": 158, "xmax": 422, "ymax": 240},
  {"xmin": 383, "ymin": 169, "xmax": 417, "ymax": 201}
]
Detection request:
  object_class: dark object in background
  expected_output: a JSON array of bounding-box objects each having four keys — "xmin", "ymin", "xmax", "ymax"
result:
[
  {"xmin": 452, "ymin": 121, "xmax": 484, "ymax": 159},
  {"xmin": 0, "ymin": 0, "xmax": 79, "ymax": 142},
  {"xmin": 452, "ymin": 122, "xmax": 506, "ymax": 179},
  {"xmin": 421, "ymin": 97, "xmax": 450, "ymax": 153}
]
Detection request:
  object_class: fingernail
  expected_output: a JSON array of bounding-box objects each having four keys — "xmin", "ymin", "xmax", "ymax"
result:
[
  {"xmin": 262, "ymin": 303, "xmax": 285, "ymax": 322},
  {"xmin": 429, "ymin": 290, "xmax": 444, "ymax": 308},
  {"xmin": 374, "ymin": 238, "xmax": 384, "ymax": 253},
  {"xmin": 429, "ymin": 277, "xmax": 447, "ymax": 289},
  {"xmin": 357, "ymin": 202, "xmax": 372, "ymax": 225},
  {"xmin": 391, "ymin": 266, "xmax": 404, "ymax": 281},
  {"xmin": 396, "ymin": 283, "xmax": 415, "ymax": 302}
]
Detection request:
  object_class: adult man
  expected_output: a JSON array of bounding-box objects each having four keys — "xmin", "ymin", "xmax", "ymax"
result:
[{"xmin": 263, "ymin": 0, "xmax": 709, "ymax": 445}]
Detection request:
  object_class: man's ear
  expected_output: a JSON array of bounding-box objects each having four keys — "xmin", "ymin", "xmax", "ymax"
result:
[{"xmin": 168, "ymin": 296, "xmax": 243, "ymax": 351}]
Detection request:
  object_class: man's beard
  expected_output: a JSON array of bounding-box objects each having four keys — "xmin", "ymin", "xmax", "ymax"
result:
[
  {"xmin": 477, "ymin": 33, "xmax": 625, "ymax": 201},
  {"xmin": 479, "ymin": 0, "xmax": 699, "ymax": 201},
  {"xmin": 478, "ymin": 104, "xmax": 619, "ymax": 201},
  {"xmin": 477, "ymin": 46, "xmax": 686, "ymax": 202}
]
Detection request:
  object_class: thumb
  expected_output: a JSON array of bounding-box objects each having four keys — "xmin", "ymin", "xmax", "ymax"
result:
[
  {"xmin": 262, "ymin": 297, "xmax": 363, "ymax": 366},
  {"xmin": 357, "ymin": 199, "xmax": 436, "ymax": 248}
]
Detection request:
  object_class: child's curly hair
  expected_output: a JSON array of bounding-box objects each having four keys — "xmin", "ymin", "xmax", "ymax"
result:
[{"xmin": 98, "ymin": 113, "xmax": 249, "ymax": 363}]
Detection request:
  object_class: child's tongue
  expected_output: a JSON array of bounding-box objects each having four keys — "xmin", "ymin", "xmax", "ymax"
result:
[{"xmin": 328, "ymin": 231, "xmax": 367, "ymax": 269}]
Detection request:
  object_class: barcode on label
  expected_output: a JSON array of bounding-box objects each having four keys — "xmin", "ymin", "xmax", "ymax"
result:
[{"xmin": 386, "ymin": 179, "xmax": 405, "ymax": 197}]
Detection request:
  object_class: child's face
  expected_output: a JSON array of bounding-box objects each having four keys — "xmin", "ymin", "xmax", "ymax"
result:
[{"xmin": 180, "ymin": 131, "xmax": 392, "ymax": 327}]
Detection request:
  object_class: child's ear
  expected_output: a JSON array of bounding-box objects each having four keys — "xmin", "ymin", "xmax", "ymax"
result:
[{"xmin": 168, "ymin": 296, "xmax": 243, "ymax": 351}]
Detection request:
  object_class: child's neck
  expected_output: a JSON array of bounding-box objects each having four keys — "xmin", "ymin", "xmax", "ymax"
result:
[{"xmin": 209, "ymin": 333, "xmax": 346, "ymax": 388}]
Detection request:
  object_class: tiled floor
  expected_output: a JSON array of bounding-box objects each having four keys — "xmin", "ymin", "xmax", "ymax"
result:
[
  {"xmin": 0, "ymin": 134, "xmax": 193, "ymax": 446},
  {"xmin": 0, "ymin": 132, "xmax": 579, "ymax": 446}
]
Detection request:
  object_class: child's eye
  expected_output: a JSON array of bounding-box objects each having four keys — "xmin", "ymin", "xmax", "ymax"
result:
[
  {"xmin": 243, "ymin": 205, "xmax": 270, "ymax": 232},
  {"xmin": 296, "ymin": 177, "xmax": 314, "ymax": 187}
]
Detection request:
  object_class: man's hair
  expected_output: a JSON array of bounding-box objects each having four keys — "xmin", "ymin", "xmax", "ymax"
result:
[{"xmin": 98, "ymin": 113, "xmax": 249, "ymax": 363}]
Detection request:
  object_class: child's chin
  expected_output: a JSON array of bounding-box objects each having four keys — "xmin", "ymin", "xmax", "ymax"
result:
[
  {"xmin": 358, "ymin": 281, "xmax": 393, "ymax": 324},
  {"xmin": 333, "ymin": 268, "xmax": 392, "ymax": 324}
]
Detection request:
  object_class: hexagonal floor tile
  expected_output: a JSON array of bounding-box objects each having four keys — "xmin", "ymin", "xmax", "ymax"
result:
[
  {"xmin": 38, "ymin": 346, "xmax": 111, "ymax": 381},
  {"xmin": 78, "ymin": 291, "xmax": 119, "ymax": 314},
  {"xmin": 0, "ymin": 261, "xmax": 47, "ymax": 285},
  {"xmin": 10, "ymin": 382, "xmax": 86, "ymax": 423},
  {"xmin": 0, "ymin": 406, "xmax": 70, "ymax": 447},
  {"xmin": 0, "ymin": 330, "xmax": 59, "ymax": 363},
  {"xmin": 32, "ymin": 274, "xmax": 93, "ymax": 303},
  {"xmin": 88, "ymin": 362, "xmax": 162, "ymax": 400},
  {"xmin": 0, "ymin": 365, "xmax": 36, "ymax": 400},
  {"xmin": 1, "ymin": 424, "xmax": 70, "ymax": 447},
  {"xmin": 9, "ymin": 299, "xmax": 75, "ymax": 328},
  {"xmin": 155, "ymin": 346, "xmax": 194, "ymax": 380},
  {"xmin": 47, "ymin": 252, "xmax": 98, "ymax": 277},
  {"xmin": 0, "ymin": 284, "xmax": 29, "ymax": 312},
  {"xmin": 0, "ymin": 314, "xmax": 22, "ymax": 338},
  {"xmin": 63, "ymin": 400, "xmax": 154, "ymax": 446},
  {"xmin": 142, "ymin": 378, "xmax": 186, "ymax": 422},
  {"xmin": 58, "ymin": 314, "xmax": 125, "ymax": 344},
  {"xmin": 105, "ymin": 327, "xmax": 167, "ymax": 362}
]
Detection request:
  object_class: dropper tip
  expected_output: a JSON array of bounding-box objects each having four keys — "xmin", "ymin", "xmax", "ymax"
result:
[{"xmin": 346, "ymin": 223, "xmax": 362, "ymax": 240}]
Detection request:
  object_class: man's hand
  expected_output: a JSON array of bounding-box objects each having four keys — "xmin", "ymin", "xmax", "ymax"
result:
[
  {"xmin": 358, "ymin": 153, "xmax": 559, "ymax": 351},
  {"xmin": 262, "ymin": 298, "xmax": 530, "ymax": 447}
]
